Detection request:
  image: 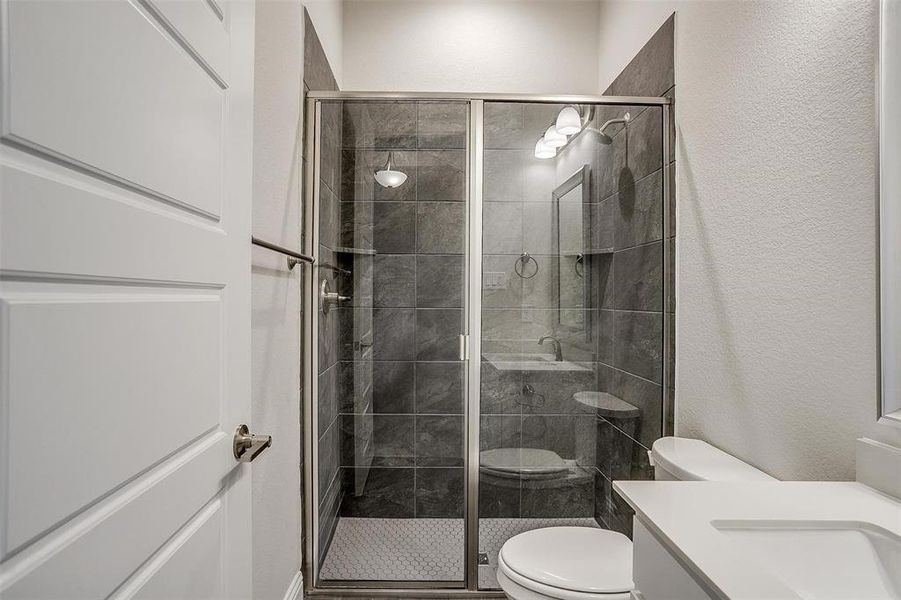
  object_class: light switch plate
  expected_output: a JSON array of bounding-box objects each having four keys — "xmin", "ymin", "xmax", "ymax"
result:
[{"xmin": 484, "ymin": 271, "xmax": 507, "ymax": 290}]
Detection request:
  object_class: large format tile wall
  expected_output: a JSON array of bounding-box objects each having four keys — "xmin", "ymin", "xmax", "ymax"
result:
[
  {"xmin": 479, "ymin": 103, "xmax": 598, "ymax": 520},
  {"xmin": 304, "ymin": 9, "xmax": 344, "ymax": 565},
  {"xmin": 336, "ymin": 101, "xmax": 469, "ymax": 520},
  {"xmin": 589, "ymin": 15, "xmax": 675, "ymax": 537}
]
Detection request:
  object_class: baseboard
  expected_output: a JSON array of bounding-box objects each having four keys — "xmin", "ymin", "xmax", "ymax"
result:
[{"xmin": 282, "ymin": 570, "xmax": 304, "ymax": 600}]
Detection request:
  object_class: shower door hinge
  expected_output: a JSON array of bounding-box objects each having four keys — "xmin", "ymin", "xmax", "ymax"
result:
[{"xmin": 459, "ymin": 334, "xmax": 470, "ymax": 361}]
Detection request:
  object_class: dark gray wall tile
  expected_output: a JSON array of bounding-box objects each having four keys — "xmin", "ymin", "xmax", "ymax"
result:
[
  {"xmin": 341, "ymin": 414, "xmax": 414, "ymax": 466},
  {"xmin": 615, "ymin": 169, "xmax": 663, "ymax": 250},
  {"xmin": 614, "ymin": 310, "xmax": 663, "ymax": 384},
  {"xmin": 614, "ymin": 369, "xmax": 662, "ymax": 450},
  {"xmin": 373, "ymin": 202, "xmax": 416, "ymax": 253},
  {"xmin": 418, "ymin": 102, "xmax": 467, "ymax": 149},
  {"xmin": 484, "ymin": 150, "xmax": 522, "ymax": 201},
  {"xmin": 416, "ymin": 362, "xmax": 464, "ymax": 414},
  {"xmin": 626, "ymin": 107, "xmax": 664, "ymax": 185},
  {"xmin": 482, "ymin": 254, "xmax": 522, "ymax": 309},
  {"xmin": 596, "ymin": 417, "xmax": 638, "ymax": 481},
  {"xmin": 318, "ymin": 420, "xmax": 340, "ymax": 499},
  {"xmin": 480, "ymin": 415, "xmax": 522, "ymax": 450},
  {"xmin": 342, "ymin": 102, "xmax": 417, "ymax": 149},
  {"xmin": 341, "ymin": 149, "xmax": 417, "ymax": 202},
  {"xmin": 337, "ymin": 360, "xmax": 373, "ymax": 414},
  {"xmin": 590, "ymin": 254, "xmax": 614, "ymax": 310},
  {"xmin": 340, "ymin": 201, "xmax": 374, "ymax": 250},
  {"xmin": 416, "ymin": 309, "xmax": 463, "ymax": 361},
  {"xmin": 416, "ymin": 202, "xmax": 464, "ymax": 253},
  {"xmin": 484, "ymin": 102, "xmax": 527, "ymax": 149},
  {"xmin": 482, "ymin": 202, "xmax": 523, "ymax": 255},
  {"xmin": 613, "ymin": 242, "xmax": 663, "ymax": 311},
  {"xmin": 417, "ymin": 150, "xmax": 465, "ymax": 201},
  {"xmin": 521, "ymin": 370, "xmax": 597, "ymax": 415},
  {"xmin": 597, "ymin": 129, "xmax": 627, "ymax": 201},
  {"xmin": 416, "ymin": 255, "xmax": 463, "ymax": 308},
  {"xmin": 415, "ymin": 468, "xmax": 464, "ymax": 517},
  {"xmin": 374, "ymin": 254, "xmax": 415, "ymax": 307},
  {"xmin": 416, "ymin": 415, "xmax": 464, "ymax": 466},
  {"xmin": 373, "ymin": 308, "xmax": 415, "ymax": 360},
  {"xmin": 521, "ymin": 202, "xmax": 554, "ymax": 254},
  {"xmin": 522, "ymin": 415, "xmax": 581, "ymax": 460},
  {"xmin": 595, "ymin": 309, "xmax": 614, "ymax": 364},
  {"xmin": 480, "ymin": 472, "xmax": 521, "ymax": 517},
  {"xmin": 340, "ymin": 468, "xmax": 415, "ymax": 518},
  {"xmin": 372, "ymin": 361, "xmax": 415, "ymax": 413},
  {"xmin": 480, "ymin": 363, "xmax": 523, "ymax": 415},
  {"xmin": 372, "ymin": 414, "xmax": 415, "ymax": 466},
  {"xmin": 320, "ymin": 101, "xmax": 343, "ymax": 195},
  {"xmin": 318, "ymin": 364, "xmax": 339, "ymax": 437},
  {"xmin": 589, "ymin": 199, "xmax": 615, "ymax": 252},
  {"xmin": 318, "ymin": 470, "xmax": 342, "ymax": 562},
  {"xmin": 521, "ymin": 473, "xmax": 594, "ymax": 518}
]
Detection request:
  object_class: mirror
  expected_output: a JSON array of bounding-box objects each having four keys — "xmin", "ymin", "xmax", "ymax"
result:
[
  {"xmin": 880, "ymin": 0, "xmax": 901, "ymax": 423},
  {"xmin": 552, "ymin": 165, "xmax": 590, "ymax": 334}
]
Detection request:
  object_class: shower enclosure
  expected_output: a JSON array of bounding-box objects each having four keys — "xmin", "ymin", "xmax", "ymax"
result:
[{"xmin": 303, "ymin": 93, "xmax": 672, "ymax": 595}]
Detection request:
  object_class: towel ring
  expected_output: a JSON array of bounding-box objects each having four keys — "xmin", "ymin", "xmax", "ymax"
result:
[
  {"xmin": 573, "ymin": 253, "xmax": 584, "ymax": 278},
  {"xmin": 514, "ymin": 252, "xmax": 539, "ymax": 279}
]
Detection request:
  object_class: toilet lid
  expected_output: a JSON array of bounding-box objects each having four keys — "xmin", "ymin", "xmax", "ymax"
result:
[{"xmin": 499, "ymin": 527, "xmax": 633, "ymax": 594}]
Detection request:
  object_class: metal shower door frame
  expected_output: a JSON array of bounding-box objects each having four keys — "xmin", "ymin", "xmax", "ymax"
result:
[{"xmin": 302, "ymin": 92, "xmax": 673, "ymax": 597}]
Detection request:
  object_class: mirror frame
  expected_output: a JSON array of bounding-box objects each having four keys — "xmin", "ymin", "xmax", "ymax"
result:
[
  {"xmin": 552, "ymin": 165, "xmax": 591, "ymax": 338},
  {"xmin": 879, "ymin": 0, "xmax": 901, "ymax": 424}
]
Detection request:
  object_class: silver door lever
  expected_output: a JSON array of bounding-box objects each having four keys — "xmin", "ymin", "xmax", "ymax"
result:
[{"xmin": 233, "ymin": 424, "xmax": 272, "ymax": 462}]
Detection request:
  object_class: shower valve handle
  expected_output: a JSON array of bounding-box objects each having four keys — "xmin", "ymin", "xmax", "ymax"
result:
[{"xmin": 320, "ymin": 279, "xmax": 351, "ymax": 314}]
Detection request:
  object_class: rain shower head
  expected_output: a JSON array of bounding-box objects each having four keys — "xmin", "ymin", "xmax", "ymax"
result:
[{"xmin": 596, "ymin": 112, "xmax": 631, "ymax": 144}]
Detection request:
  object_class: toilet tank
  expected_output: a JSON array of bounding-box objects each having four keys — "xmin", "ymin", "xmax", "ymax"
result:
[{"xmin": 650, "ymin": 437, "xmax": 776, "ymax": 482}]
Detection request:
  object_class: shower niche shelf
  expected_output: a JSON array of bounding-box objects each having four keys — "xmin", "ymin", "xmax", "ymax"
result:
[{"xmin": 333, "ymin": 246, "xmax": 377, "ymax": 256}]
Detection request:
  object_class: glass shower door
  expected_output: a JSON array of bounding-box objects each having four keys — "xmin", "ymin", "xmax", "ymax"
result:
[
  {"xmin": 476, "ymin": 101, "xmax": 666, "ymax": 590},
  {"xmin": 312, "ymin": 99, "xmax": 470, "ymax": 586}
]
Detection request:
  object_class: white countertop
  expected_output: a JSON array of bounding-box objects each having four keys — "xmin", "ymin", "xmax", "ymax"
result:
[{"xmin": 613, "ymin": 481, "xmax": 901, "ymax": 599}]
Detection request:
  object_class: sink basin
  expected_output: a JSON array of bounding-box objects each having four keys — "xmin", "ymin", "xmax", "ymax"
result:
[
  {"xmin": 712, "ymin": 520, "xmax": 901, "ymax": 599},
  {"xmin": 481, "ymin": 352, "xmax": 591, "ymax": 372}
]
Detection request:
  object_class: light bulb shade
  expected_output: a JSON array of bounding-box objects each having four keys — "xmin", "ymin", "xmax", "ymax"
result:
[
  {"xmin": 374, "ymin": 168, "xmax": 407, "ymax": 188},
  {"xmin": 543, "ymin": 125, "xmax": 566, "ymax": 148},
  {"xmin": 555, "ymin": 106, "xmax": 582, "ymax": 136},
  {"xmin": 534, "ymin": 138, "xmax": 556, "ymax": 159}
]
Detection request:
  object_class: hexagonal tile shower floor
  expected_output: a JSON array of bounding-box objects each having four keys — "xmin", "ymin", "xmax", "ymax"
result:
[{"xmin": 319, "ymin": 517, "xmax": 599, "ymax": 587}]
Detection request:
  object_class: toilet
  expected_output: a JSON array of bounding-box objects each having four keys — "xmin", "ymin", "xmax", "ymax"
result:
[{"xmin": 496, "ymin": 437, "xmax": 775, "ymax": 600}]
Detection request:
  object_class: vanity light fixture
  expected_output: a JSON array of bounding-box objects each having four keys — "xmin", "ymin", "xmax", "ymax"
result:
[
  {"xmin": 543, "ymin": 125, "xmax": 566, "ymax": 148},
  {"xmin": 373, "ymin": 151, "xmax": 407, "ymax": 188},
  {"xmin": 555, "ymin": 106, "xmax": 583, "ymax": 135},
  {"xmin": 534, "ymin": 137, "xmax": 556, "ymax": 159}
]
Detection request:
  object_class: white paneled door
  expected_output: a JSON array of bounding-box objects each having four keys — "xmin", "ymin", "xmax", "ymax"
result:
[{"xmin": 0, "ymin": 0, "xmax": 255, "ymax": 598}]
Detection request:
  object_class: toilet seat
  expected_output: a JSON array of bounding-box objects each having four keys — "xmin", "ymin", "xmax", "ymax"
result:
[{"xmin": 497, "ymin": 527, "xmax": 632, "ymax": 600}]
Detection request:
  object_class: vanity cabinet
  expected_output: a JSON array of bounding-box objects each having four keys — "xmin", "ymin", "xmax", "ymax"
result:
[{"xmin": 631, "ymin": 518, "xmax": 715, "ymax": 600}]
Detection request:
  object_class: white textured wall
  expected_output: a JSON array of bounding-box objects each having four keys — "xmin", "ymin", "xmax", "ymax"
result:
[
  {"xmin": 598, "ymin": 0, "xmax": 901, "ymax": 480},
  {"xmin": 341, "ymin": 0, "xmax": 600, "ymax": 93},
  {"xmin": 251, "ymin": 1, "xmax": 305, "ymax": 597},
  {"xmin": 305, "ymin": 0, "xmax": 344, "ymax": 87}
]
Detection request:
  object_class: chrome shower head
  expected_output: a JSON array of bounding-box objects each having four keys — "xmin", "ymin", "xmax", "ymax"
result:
[{"xmin": 596, "ymin": 112, "xmax": 631, "ymax": 144}]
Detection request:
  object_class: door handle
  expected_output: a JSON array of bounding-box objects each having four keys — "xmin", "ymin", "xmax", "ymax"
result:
[{"xmin": 233, "ymin": 424, "xmax": 272, "ymax": 462}]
